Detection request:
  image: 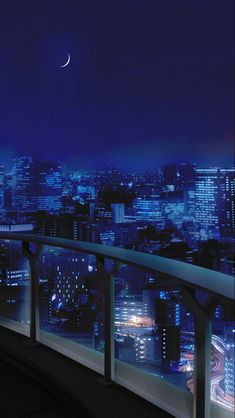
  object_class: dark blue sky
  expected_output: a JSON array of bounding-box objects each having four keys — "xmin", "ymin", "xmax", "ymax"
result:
[{"xmin": 0, "ymin": 0, "xmax": 234, "ymax": 169}]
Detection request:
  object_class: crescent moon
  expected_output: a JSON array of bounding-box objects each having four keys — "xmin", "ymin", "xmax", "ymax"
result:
[{"xmin": 60, "ymin": 53, "xmax": 70, "ymax": 68}]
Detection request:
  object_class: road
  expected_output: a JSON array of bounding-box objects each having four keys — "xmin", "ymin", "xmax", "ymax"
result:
[{"xmin": 185, "ymin": 332, "xmax": 234, "ymax": 411}]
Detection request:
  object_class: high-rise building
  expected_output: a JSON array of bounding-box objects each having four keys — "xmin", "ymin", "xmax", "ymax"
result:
[
  {"xmin": 73, "ymin": 222, "xmax": 98, "ymax": 243},
  {"xmin": 184, "ymin": 188, "xmax": 195, "ymax": 217},
  {"xmin": 134, "ymin": 332, "xmax": 160, "ymax": 365},
  {"xmin": 111, "ymin": 203, "xmax": 125, "ymax": 223},
  {"xmin": 35, "ymin": 213, "xmax": 74, "ymax": 238},
  {"xmin": 99, "ymin": 229, "xmax": 115, "ymax": 245},
  {"xmin": 12, "ymin": 156, "xmax": 34, "ymax": 213},
  {"xmin": 94, "ymin": 205, "xmax": 112, "ymax": 224},
  {"xmin": 114, "ymin": 223, "xmax": 138, "ymax": 247},
  {"xmin": 114, "ymin": 295, "xmax": 148, "ymax": 326},
  {"xmin": 143, "ymin": 288, "xmax": 159, "ymax": 319},
  {"xmin": 133, "ymin": 198, "xmax": 164, "ymax": 227},
  {"xmin": 219, "ymin": 168, "xmax": 235, "ymax": 231},
  {"xmin": 225, "ymin": 346, "xmax": 235, "ymax": 397},
  {"xmin": 158, "ymin": 325, "xmax": 180, "ymax": 372},
  {"xmin": 34, "ymin": 160, "xmax": 62, "ymax": 212},
  {"xmin": 195, "ymin": 168, "xmax": 235, "ymax": 234},
  {"xmin": 0, "ymin": 223, "xmax": 33, "ymax": 286},
  {"xmin": 155, "ymin": 289, "xmax": 181, "ymax": 372},
  {"xmin": 155, "ymin": 293, "xmax": 181, "ymax": 327},
  {"xmin": 195, "ymin": 168, "xmax": 220, "ymax": 231},
  {"xmin": 55, "ymin": 255, "xmax": 83, "ymax": 306}
]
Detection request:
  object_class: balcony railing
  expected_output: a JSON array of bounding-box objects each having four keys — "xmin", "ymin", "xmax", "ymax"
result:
[{"xmin": 0, "ymin": 232, "xmax": 234, "ymax": 418}]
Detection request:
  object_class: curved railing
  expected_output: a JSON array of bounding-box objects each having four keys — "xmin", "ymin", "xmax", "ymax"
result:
[{"xmin": 0, "ymin": 232, "xmax": 234, "ymax": 418}]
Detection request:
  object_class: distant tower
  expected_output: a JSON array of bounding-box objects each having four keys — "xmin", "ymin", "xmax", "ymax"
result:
[
  {"xmin": 195, "ymin": 167, "xmax": 235, "ymax": 233},
  {"xmin": 219, "ymin": 168, "xmax": 235, "ymax": 231},
  {"xmin": 34, "ymin": 160, "xmax": 62, "ymax": 212},
  {"xmin": 12, "ymin": 156, "xmax": 34, "ymax": 213},
  {"xmin": 0, "ymin": 223, "xmax": 34, "ymax": 286},
  {"xmin": 158, "ymin": 325, "xmax": 180, "ymax": 372},
  {"xmin": 111, "ymin": 203, "xmax": 125, "ymax": 223},
  {"xmin": 155, "ymin": 292, "xmax": 181, "ymax": 372}
]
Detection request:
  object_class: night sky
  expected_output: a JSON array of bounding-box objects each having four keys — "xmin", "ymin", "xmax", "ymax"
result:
[{"xmin": 0, "ymin": 0, "xmax": 234, "ymax": 170}]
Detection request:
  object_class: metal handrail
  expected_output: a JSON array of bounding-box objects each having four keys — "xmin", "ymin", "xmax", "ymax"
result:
[
  {"xmin": 0, "ymin": 231, "xmax": 234, "ymax": 418},
  {"xmin": 0, "ymin": 232, "xmax": 234, "ymax": 301}
]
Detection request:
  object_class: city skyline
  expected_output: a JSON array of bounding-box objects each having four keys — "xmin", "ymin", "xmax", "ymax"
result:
[
  {"xmin": 1, "ymin": 155, "xmax": 234, "ymax": 251},
  {"xmin": 0, "ymin": 151, "xmax": 234, "ymax": 173},
  {"xmin": 0, "ymin": 155, "xmax": 234, "ymax": 412}
]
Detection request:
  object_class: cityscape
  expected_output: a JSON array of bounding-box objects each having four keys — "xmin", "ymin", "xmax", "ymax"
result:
[
  {"xmin": 0, "ymin": 1, "xmax": 233, "ymax": 417},
  {"xmin": 0, "ymin": 155, "xmax": 234, "ymax": 411}
]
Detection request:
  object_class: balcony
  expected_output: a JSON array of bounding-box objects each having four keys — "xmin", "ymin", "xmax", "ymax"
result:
[{"xmin": 0, "ymin": 232, "xmax": 234, "ymax": 418}]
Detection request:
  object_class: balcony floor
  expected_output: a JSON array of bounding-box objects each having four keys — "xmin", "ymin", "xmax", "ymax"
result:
[
  {"xmin": 0, "ymin": 352, "xmax": 90, "ymax": 418},
  {"xmin": 0, "ymin": 325, "xmax": 174, "ymax": 418}
]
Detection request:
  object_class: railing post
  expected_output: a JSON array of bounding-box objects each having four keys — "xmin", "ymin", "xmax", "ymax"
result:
[
  {"xmin": 182, "ymin": 288, "xmax": 217, "ymax": 418},
  {"xmin": 22, "ymin": 241, "xmax": 43, "ymax": 344},
  {"xmin": 96, "ymin": 256, "xmax": 114, "ymax": 384},
  {"xmin": 194, "ymin": 314, "xmax": 211, "ymax": 418}
]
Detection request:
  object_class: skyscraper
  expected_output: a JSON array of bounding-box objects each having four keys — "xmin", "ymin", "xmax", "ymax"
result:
[
  {"xmin": 111, "ymin": 203, "xmax": 125, "ymax": 223},
  {"xmin": 158, "ymin": 325, "xmax": 180, "ymax": 372},
  {"xmin": 195, "ymin": 167, "xmax": 235, "ymax": 234},
  {"xmin": 219, "ymin": 168, "xmax": 235, "ymax": 231},
  {"xmin": 0, "ymin": 223, "xmax": 33, "ymax": 286},
  {"xmin": 12, "ymin": 156, "xmax": 34, "ymax": 213},
  {"xmin": 34, "ymin": 160, "xmax": 62, "ymax": 212},
  {"xmin": 133, "ymin": 198, "xmax": 164, "ymax": 227}
]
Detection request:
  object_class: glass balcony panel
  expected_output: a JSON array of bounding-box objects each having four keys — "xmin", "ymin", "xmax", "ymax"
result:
[
  {"xmin": 210, "ymin": 301, "xmax": 235, "ymax": 417},
  {"xmin": 38, "ymin": 246, "xmax": 104, "ymax": 374},
  {"xmin": 0, "ymin": 239, "xmax": 30, "ymax": 336},
  {"xmin": 113, "ymin": 263, "xmax": 194, "ymax": 418}
]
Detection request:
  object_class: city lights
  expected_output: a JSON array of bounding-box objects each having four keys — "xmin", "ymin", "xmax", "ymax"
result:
[{"xmin": 0, "ymin": 158, "xmax": 234, "ymax": 411}]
